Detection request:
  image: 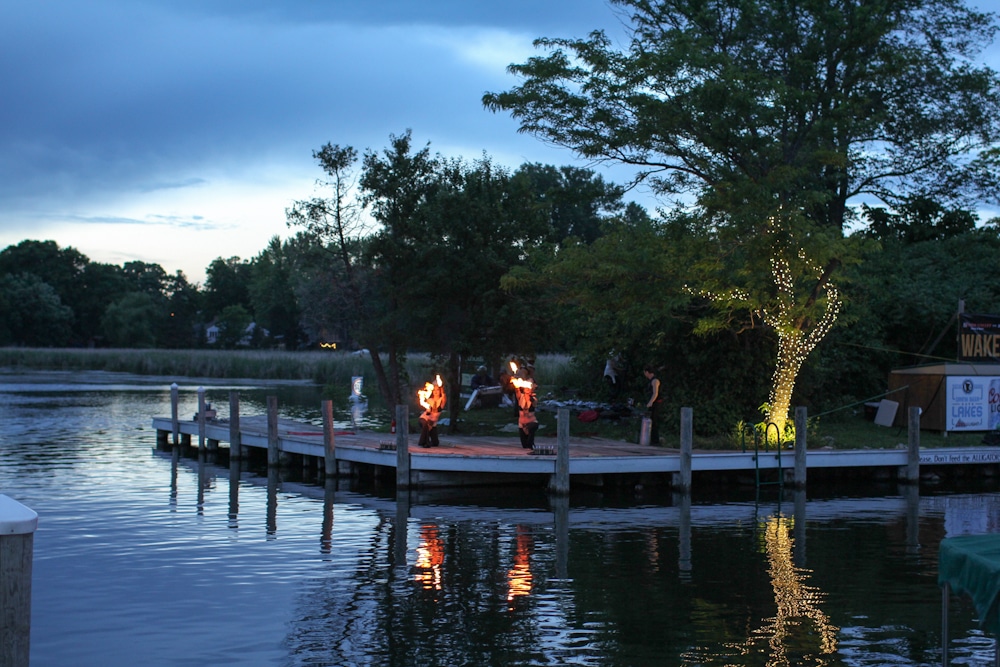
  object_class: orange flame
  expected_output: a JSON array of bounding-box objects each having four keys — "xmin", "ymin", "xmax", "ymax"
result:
[{"xmin": 418, "ymin": 374, "xmax": 443, "ymax": 410}]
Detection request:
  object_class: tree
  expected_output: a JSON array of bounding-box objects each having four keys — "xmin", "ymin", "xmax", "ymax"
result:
[
  {"xmin": 249, "ymin": 237, "xmax": 302, "ymax": 348},
  {"xmin": 0, "ymin": 240, "xmax": 88, "ymax": 341},
  {"xmin": 216, "ymin": 305, "xmax": 253, "ymax": 349},
  {"xmin": 0, "ymin": 272, "xmax": 73, "ymax": 346},
  {"xmin": 512, "ymin": 163, "xmax": 625, "ymax": 245},
  {"xmin": 101, "ymin": 292, "xmax": 160, "ymax": 348},
  {"xmin": 286, "ymin": 142, "xmax": 400, "ymax": 404},
  {"xmin": 484, "ymin": 0, "xmax": 1000, "ymax": 432},
  {"xmin": 203, "ymin": 257, "xmax": 253, "ymax": 321}
]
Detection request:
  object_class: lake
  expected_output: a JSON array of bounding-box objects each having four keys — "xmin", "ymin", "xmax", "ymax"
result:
[{"xmin": 1, "ymin": 369, "xmax": 998, "ymax": 666}]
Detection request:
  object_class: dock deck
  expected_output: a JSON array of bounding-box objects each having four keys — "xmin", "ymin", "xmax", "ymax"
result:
[{"xmin": 152, "ymin": 414, "xmax": 1000, "ymax": 489}]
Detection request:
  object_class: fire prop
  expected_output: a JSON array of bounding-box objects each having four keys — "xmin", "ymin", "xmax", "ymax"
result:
[
  {"xmin": 418, "ymin": 374, "xmax": 444, "ymax": 410},
  {"xmin": 417, "ymin": 374, "xmax": 446, "ymax": 448}
]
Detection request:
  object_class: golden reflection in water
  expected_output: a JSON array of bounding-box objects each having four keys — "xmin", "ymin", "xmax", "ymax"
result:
[
  {"xmin": 414, "ymin": 524, "xmax": 444, "ymax": 591},
  {"xmin": 507, "ymin": 526, "xmax": 533, "ymax": 608},
  {"xmin": 731, "ymin": 515, "xmax": 839, "ymax": 666}
]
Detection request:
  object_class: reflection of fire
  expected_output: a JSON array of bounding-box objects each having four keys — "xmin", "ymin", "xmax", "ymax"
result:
[
  {"xmin": 418, "ymin": 374, "xmax": 443, "ymax": 410},
  {"xmin": 506, "ymin": 527, "xmax": 533, "ymax": 606},
  {"xmin": 414, "ymin": 524, "xmax": 444, "ymax": 591}
]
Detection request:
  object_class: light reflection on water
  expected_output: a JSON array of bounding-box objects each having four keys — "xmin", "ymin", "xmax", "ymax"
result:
[{"xmin": 0, "ymin": 369, "xmax": 998, "ymax": 666}]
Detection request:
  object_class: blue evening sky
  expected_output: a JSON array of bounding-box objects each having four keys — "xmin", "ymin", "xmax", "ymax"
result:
[{"xmin": 1, "ymin": 0, "xmax": 998, "ymax": 282}]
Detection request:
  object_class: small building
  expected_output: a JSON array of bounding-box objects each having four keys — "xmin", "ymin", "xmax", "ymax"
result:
[{"xmin": 887, "ymin": 362, "xmax": 1000, "ymax": 432}]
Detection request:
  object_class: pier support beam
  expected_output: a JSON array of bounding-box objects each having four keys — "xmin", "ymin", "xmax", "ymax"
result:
[
  {"xmin": 0, "ymin": 495, "xmax": 37, "ymax": 667},
  {"xmin": 322, "ymin": 400, "xmax": 337, "ymax": 479},
  {"xmin": 229, "ymin": 392, "xmax": 242, "ymax": 460},
  {"xmin": 267, "ymin": 396, "xmax": 280, "ymax": 468},
  {"xmin": 396, "ymin": 405, "xmax": 411, "ymax": 491},
  {"xmin": 197, "ymin": 387, "xmax": 206, "ymax": 452},
  {"xmin": 902, "ymin": 406, "xmax": 921, "ymax": 484},
  {"xmin": 550, "ymin": 408, "xmax": 570, "ymax": 495},
  {"xmin": 673, "ymin": 407, "xmax": 693, "ymax": 492},
  {"xmin": 793, "ymin": 406, "xmax": 807, "ymax": 489},
  {"xmin": 170, "ymin": 383, "xmax": 179, "ymax": 447}
]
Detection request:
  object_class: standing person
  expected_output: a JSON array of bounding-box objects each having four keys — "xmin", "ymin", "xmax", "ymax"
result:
[
  {"xmin": 512, "ymin": 368, "xmax": 538, "ymax": 451},
  {"xmin": 417, "ymin": 375, "xmax": 446, "ymax": 448},
  {"xmin": 643, "ymin": 365, "xmax": 664, "ymax": 445}
]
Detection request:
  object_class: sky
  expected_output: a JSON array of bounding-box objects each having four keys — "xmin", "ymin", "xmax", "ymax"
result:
[{"xmin": 2, "ymin": 0, "xmax": 1000, "ymax": 285}]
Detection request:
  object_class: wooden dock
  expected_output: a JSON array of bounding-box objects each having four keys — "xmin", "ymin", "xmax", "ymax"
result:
[{"xmin": 152, "ymin": 401, "xmax": 1000, "ymax": 492}]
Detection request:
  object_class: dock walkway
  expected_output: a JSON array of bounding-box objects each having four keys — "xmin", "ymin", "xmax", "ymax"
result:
[{"xmin": 152, "ymin": 412, "xmax": 1000, "ymax": 490}]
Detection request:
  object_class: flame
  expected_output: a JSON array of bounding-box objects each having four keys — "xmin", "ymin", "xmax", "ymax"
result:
[
  {"xmin": 417, "ymin": 374, "xmax": 444, "ymax": 410},
  {"xmin": 509, "ymin": 360, "xmax": 518, "ymax": 374},
  {"xmin": 511, "ymin": 376, "xmax": 533, "ymax": 390}
]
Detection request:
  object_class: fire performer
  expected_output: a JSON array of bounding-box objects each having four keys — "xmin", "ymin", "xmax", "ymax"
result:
[
  {"xmin": 417, "ymin": 375, "xmax": 446, "ymax": 448},
  {"xmin": 511, "ymin": 366, "xmax": 538, "ymax": 451}
]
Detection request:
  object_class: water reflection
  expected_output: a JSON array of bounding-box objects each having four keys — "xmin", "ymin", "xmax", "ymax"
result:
[{"xmin": 6, "ymin": 369, "xmax": 1000, "ymax": 666}]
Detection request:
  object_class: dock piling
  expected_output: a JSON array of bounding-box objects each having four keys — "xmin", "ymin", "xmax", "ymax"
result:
[
  {"xmin": 267, "ymin": 396, "xmax": 279, "ymax": 468},
  {"xmin": 550, "ymin": 408, "xmax": 570, "ymax": 495},
  {"xmin": 675, "ymin": 407, "xmax": 693, "ymax": 491},
  {"xmin": 322, "ymin": 400, "xmax": 336, "ymax": 478},
  {"xmin": 229, "ymin": 392, "xmax": 242, "ymax": 460},
  {"xmin": 794, "ymin": 406, "xmax": 807, "ymax": 489},
  {"xmin": 197, "ymin": 387, "xmax": 206, "ymax": 452},
  {"xmin": 170, "ymin": 383, "xmax": 179, "ymax": 447},
  {"xmin": 396, "ymin": 405, "xmax": 410, "ymax": 491},
  {"xmin": 904, "ymin": 406, "xmax": 921, "ymax": 484},
  {"xmin": 0, "ymin": 494, "xmax": 37, "ymax": 667}
]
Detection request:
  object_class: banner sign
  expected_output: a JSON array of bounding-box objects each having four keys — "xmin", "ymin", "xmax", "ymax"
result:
[
  {"xmin": 946, "ymin": 375, "xmax": 1000, "ymax": 431},
  {"xmin": 959, "ymin": 313, "xmax": 1000, "ymax": 362}
]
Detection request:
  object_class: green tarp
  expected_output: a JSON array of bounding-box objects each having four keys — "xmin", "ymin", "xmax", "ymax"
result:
[{"xmin": 939, "ymin": 534, "xmax": 1000, "ymax": 636}]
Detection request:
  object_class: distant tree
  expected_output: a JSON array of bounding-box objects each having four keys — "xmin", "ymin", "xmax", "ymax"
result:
[
  {"xmin": 203, "ymin": 257, "xmax": 253, "ymax": 321},
  {"xmin": 75, "ymin": 262, "xmax": 130, "ymax": 344},
  {"xmin": 512, "ymin": 163, "xmax": 625, "ymax": 245},
  {"xmin": 122, "ymin": 261, "xmax": 169, "ymax": 297},
  {"xmin": 249, "ymin": 237, "xmax": 302, "ymax": 348},
  {"xmin": 101, "ymin": 292, "xmax": 160, "ymax": 348},
  {"xmin": 216, "ymin": 305, "xmax": 253, "ymax": 349},
  {"xmin": 0, "ymin": 240, "xmax": 87, "ymax": 341},
  {"xmin": 0, "ymin": 272, "xmax": 73, "ymax": 346},
  {"xmin": 860, "ymin": 197, "xmax": 978, "ymax": 244},
  {"xmin": 160, "ymin": 271, "xmax": 202, "ymax": 349}
]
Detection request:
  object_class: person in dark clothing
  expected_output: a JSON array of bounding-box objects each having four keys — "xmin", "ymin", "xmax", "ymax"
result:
[{"xmin": 643, "ymin": 365, "xmax": 664, "ymax": 445}]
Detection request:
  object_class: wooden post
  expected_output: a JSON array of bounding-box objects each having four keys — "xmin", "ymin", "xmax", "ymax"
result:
[
  {"xmin": 197, "ymin": 386, "xmax": 206, "ymax": 452},
  {"xmin": 322, "ymin": 400, "xmax": 336, "ymax": 478},
  {"xmin": 794, "ymin": 406, "xmax": 807, "ymax": 489},
  {"xmin": 550, "ymin": 407, "xmax": 570, "ymax": 495},
  {"xmin": 267, "ymin": 396, "xmax": 279, "ymax": 468},
  {"xmin": 905, "ymin": 406, "xmax": 921, "ymax": 484},
  {"xmin": 395, "ymin": 405, "xmax": 410, "ymax": 491},
  {"xmin": 229, "ymin": 391, "xmax": 242, "ymax": 460},
  {"xmin": 0, "ymin": 494, "xmax": 37, "ymax": 667},
  {"xmin": 170, "ymin": 383, "xmax": 179, "ymax": 447},
  {"xmin": 675, "ymin": 407, "xmax": 693, "ymax": 492}
]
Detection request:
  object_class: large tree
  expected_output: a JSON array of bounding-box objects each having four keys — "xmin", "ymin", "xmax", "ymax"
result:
[{"xmin": 484, "ymin": 0, "xmax": 1000, "ymax": 432}]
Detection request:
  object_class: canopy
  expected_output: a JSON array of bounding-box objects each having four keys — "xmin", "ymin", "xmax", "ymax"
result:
[{"xmin": 939, "ymin": 534, "xmax": 1000, "ymax": 636}]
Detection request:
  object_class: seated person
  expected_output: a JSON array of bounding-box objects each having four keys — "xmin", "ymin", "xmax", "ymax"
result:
[{"xmin": 470, "ymin": 366, "xmax": 496, "ymax": 391}]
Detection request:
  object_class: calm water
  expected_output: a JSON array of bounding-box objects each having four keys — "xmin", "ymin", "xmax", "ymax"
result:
[{"xmin": 1, "ymin": 369, "xmax": 998, "ymax": 667}]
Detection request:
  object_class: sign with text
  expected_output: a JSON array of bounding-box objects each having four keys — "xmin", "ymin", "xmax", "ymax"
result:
[
  {"xmin": 959, "ymin": 313, "xmax": 1000, "ymax": 362},
  {"xmin": 945, "ymin": 375, "xmax": 1000, "ymax": 431}
]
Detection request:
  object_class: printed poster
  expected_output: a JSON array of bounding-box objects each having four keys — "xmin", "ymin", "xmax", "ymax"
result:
[{"xmin": 946, "ymin": 376, "xmax": 1000, "ymax": 431}]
